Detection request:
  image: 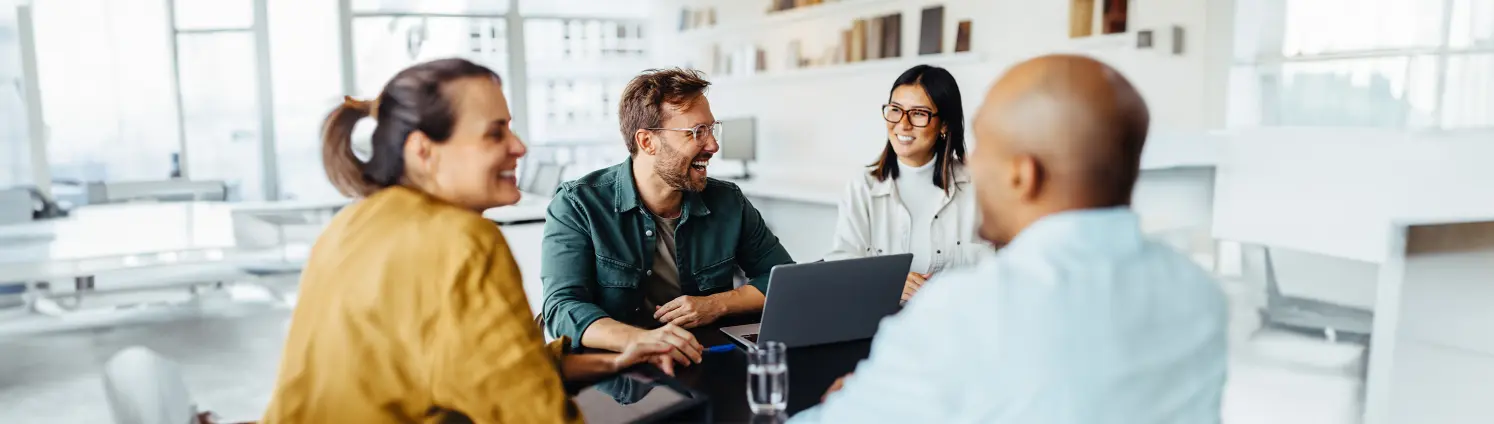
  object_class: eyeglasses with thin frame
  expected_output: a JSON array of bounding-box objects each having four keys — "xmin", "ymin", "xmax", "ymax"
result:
[
  {"xmin": 645, "ymin": 121, "xmax": 724, "ymax": 143},
  {"xmin": 882, "ymin": 104, "xmax": 938, "ymax": 128}
]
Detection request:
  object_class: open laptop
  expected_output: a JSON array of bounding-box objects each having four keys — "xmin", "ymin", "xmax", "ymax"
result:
[{"xmin": 721, "ymin": 254, "xmax": 912, "ymax": 348}]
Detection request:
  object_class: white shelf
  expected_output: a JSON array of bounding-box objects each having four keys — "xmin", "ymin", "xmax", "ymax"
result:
[
  {"xmin": 713, "ymin": 52, "xmax": 984, "ymax": 85},
  {"xmin": 677, "ymin": 0, "xmax": 903, "ymax": 41}
]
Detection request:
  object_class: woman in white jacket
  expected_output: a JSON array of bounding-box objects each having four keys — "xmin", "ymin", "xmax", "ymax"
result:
[{"xmin": 824, "ymin": 65, "xmax": 989, "ymax": 302}]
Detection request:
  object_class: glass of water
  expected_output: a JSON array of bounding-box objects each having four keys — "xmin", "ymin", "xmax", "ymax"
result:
[{"xmin": 746, "ymin": 341, "xmax": 789, "ymax": 413}]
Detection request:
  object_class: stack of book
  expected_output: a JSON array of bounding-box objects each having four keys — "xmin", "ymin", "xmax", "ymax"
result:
[
  {"xmin": 769, "ymin": 0, "xmax": 837, "ymax": 13},
  {"xmin": 839, "ymin": 13, "xmax": 903, "ymax": 64}
]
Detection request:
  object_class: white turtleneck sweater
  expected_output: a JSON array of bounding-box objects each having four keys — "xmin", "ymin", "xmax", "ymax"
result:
[{"xmin": 895, "ymin": 159, "xmax": 943, "ymax": 274}]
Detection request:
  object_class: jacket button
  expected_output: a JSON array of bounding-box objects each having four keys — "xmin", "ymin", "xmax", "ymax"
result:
[
  {"xmin": 937, "ymin": 250, "xmax": 942, "ymax": 254},
  {"xmin": 935, "ymin": 215, "xmax": 939, "ymax": 219},
  {"xmin": 957, "ymin": 241, "xmax": 962, "ymax": 245},
  {"xmin": 877, "ymin": 249, "xmax": 882, "ymax": 253},
  {"xmin": 646, "ymin": 230, "xmax": 654, "ymax": 236},
  {"xmin": 646, "ymin": 269, "xmax": 653, "ymax": 276}
]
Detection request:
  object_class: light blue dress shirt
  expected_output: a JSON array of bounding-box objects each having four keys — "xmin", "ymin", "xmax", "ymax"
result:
[{"xmin": 790, "ymin": 208, "xmax": 1228, "ymax": 424}]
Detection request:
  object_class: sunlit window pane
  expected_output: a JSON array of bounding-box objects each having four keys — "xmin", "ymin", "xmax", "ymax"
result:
[
  {"xmin": 177, "ymin": 33, "xmax": 264, "ymax": 200},
  {"xmin": 1449, "ymin": 0, "xmax": 1494, "ymax": 48},
  {"xmin": 351, "ymin": 0, "xmax": 507, "ymax": 14},
  {"xmin": 1269, "ymin": 56, "xmax": 1438, "ymax": 128},
  {"xmin": 173, "ymin": 0, "xmax": 253, "ymax": 30},
  {"xmin": 1282, "ymin": 0, "xmax": 1445, "ymax": 55},
  {"xmin": 1441, "ymin": 54, "xmax": 1494, "ymax": 129},
  {"xmin": 0, "ymin": 8, "xmax": 31, "ymax": 188},
  {"xmin": 352, "ymin": 16, "xmax": 509, "ymax": 97},
  {"xmin": 519, "ymin": 0, "xmax": 648, "ymax": 18},
  {"xmin": 269, "ymin": 0, "xmax": 343, "ymax": 201},
  {"xmin": 33, "ymin": 0, "xmax": 179, "ymax": 184}
]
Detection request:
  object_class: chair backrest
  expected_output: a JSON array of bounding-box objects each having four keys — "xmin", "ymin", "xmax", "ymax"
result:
[
  {"xmin": 0, "ymin": 187, "xmax": 32, "ymax": 224},
  {"xmin": 528, "ymin": 163, "xmax": 566, "ymax": 195},
  {"xmin": 92, "ymin": 180, "xmax": 228, "ymax": 204},
  {"xmin": 102, "ymin": 346, "xmax": 199, "ymax": 424}
]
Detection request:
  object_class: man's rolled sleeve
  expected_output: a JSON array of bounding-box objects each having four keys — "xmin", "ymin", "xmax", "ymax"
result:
[{"xmin": 540, "ymin": 192, "xmax": 609, "ymax": 349}]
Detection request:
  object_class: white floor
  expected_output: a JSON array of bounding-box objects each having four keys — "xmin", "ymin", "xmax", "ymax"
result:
[{"xmin": 0, "ymin": 232, "xmax": 1368, "ymax": 423}]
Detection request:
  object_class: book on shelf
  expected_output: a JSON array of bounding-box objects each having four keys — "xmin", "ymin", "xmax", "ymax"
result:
[
  {"xmin": 918, "ymin": 6, "xmax": 945, "ymax": 55},
  {"xmin": 842, "ymin": 29, "xmax": 853, "ymax": 63},
  {"xmin": 882, "ymin": 14, "xmax": 903, "ymax": 59},
  {"xmin": 955, "ymin": 20, "xmax": 972, "ymax": 52},
  {"xmin": 851, "ymin": 19, "xmax": 867, "ymax": 62},
  {"xmin": 868, "ymin": 15, "xmax": 883, "ymax": 61}
]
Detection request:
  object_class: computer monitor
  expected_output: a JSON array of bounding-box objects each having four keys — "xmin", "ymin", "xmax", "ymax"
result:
[{"xmin": 720, "ymin": 117, "xmax": 756, "ymax": 178}]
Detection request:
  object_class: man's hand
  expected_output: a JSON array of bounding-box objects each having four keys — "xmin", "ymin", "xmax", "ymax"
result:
[
  {"xmin": 612, "ymin": 341, "xmax": 677, "ymax": 376},
  {"xmin": 822, "ymin": 373, "xmax": 854, "ymax": 402},
  {"xmin": 654, "ymin": 295, "xmax": 728, "ymax": 328},
  {"xmin": 901, "ymin": 272, "xmax": 931, "ymax": 303},
  {"xmin": 627, "ymin": 324, "xmax": 703, "ymax": 365}
]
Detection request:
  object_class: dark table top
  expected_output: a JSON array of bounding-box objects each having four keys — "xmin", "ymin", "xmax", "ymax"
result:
[
  {"xmin": 677, "ymin": 316, "xmax": 873, "ymax": 423},
  {"xmin": 574, "ymin": 315, "xmax": 873, "ymax": 423}
]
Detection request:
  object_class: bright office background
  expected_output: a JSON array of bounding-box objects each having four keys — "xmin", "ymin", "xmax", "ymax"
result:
[
  {"xmin": 2, "ymin": 0, "xmax": 1494, "ymax": 422},
  {"xmin": 1, "ymin": 0, "xmax": 1490, "ymax": 205}
]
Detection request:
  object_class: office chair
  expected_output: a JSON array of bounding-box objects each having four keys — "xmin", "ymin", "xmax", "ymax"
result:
[
  {"xmin": 102, "ymin": 347, "xmax": 198, "ymax": 424},
  {"xmin": 1248, "ymin": 245, "xmax": 1374, "ymax": 342},
  {"xmin": 528, "ymin": 162, "xmax": 567, "ymax": 196}
]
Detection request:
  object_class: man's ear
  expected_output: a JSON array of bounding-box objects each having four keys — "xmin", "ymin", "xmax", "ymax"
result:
[
  {"xmin": 1012, "ymin": 154, "xmax": 1042, "ymax": 202},
  {"xmin": 634, "ymin": 129, "xmax": 655, "ymax": 156}
]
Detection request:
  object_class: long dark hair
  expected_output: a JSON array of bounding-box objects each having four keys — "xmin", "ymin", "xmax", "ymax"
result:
[
  {"xmin": 869, "ymin": 65, "xmax": 966, "ymax": 194},
  {"xmin": 321, "ymin": 58, "xmax": 501, "ymax": 197}
]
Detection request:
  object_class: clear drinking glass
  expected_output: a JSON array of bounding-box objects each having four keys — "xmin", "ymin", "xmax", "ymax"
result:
[{"xmin": 746, "ymin": 341, "xmax": 789, "ymax": 414}]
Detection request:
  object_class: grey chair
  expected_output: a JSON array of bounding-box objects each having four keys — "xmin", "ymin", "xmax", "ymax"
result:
[
  {"xmin": 526, "ymin": 162, "xmax": 567, "ymax": 196},
  {"xmin": 102, "ymin": 347, "xmax": 199, "ymax": 424},
  {"xmin": 1248, "ymin": 245, "xmax": 1375, "ymax": 342}
]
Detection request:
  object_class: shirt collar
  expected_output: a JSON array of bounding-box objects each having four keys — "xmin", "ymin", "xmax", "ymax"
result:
[
  {"xmin": 1003, "ymin": 207, "xmax": 1145, "ymax": 254},
  {"xmin": 610, "ymin": 156, "xmax": 710, "ymax": 217}
]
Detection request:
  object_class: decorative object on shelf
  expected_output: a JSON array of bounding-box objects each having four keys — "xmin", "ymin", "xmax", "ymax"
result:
[
  {"xmin": 918, "ymin": 6, "xmax": 945, "ymax": 55},
  {"xmin": 1171, "ymin": 25, "xmax": 1185, "ymax": 55},
  {"xmin": 1137, "ymin": 29, "xmax": 1153, "ymax": 49},
  {"xmin": 679, "ymin": 7, "xmax": 718, "ymax": 32},
  {"xmin": 1070, "ymin": 0, "xmax": 1095, "ymax": 38},
  {"xmin": 954, "ymin": 20, "xmax": 972, "ymax": 53},
  {"xmin": 770, "ymin": 0, "xmax": 833, "ymax": 13},
  {"xmin": 1102, "ymin": 0, "xmax": 1129, "ymax": 34}
]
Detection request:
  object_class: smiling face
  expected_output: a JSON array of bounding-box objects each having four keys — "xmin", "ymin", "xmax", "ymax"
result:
[
  {"xmin": 649, "ymin": 95, "xmax": 719, "ymax": 192},
  {"xmin": 884, "ymin": 83, "xmax": 944, "ymax": 166},
  {"xmin": 415, "ymin": 76, "xmax": 527, "ymax": 210}
]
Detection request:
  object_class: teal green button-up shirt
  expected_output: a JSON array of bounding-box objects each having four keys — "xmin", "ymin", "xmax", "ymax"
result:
[{"xmin": 540, "ymin": 158, "xmax": 795, "ymax": 347}]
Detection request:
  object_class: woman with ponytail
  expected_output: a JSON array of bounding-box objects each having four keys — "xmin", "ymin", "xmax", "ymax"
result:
[
  {"xmin": 261, "ymin": 58, "xmax": 674, "ymax": 424},
  {"xmin": 823, "ymin": 65, "xmax": 991, "ymax": 303}
]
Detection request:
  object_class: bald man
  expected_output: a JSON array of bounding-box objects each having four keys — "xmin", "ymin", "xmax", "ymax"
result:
[{"xmin": 789, "ymin": 55, "xmax": 1228, "ymax": 423}]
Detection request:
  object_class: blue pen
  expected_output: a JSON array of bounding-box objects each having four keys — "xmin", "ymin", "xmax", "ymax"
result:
[{"xmin": 704, "ymin": 344, "xmax": 736, "ymax": 354}]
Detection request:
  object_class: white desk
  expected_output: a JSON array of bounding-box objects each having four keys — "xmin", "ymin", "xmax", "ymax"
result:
[
  {"xmin": 1362, "ymin": 215, "xmax": 1494, "ymax": 424},
  {"xmin": 0, "ymin": 201, "xmax": 341, "ymax": 288},
  {"xmin": 482, "ymin": 193, "xmax": 553, "ymax": 225}
]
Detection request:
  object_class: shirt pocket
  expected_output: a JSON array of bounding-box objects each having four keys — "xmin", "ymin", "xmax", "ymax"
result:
[
  {"xmin": 596, "ymin": 256, "xmax": 640, "ymax": 290},
  {"xmin": 692, "ymin": 255, "xmax": 737, "ymax": 293}
]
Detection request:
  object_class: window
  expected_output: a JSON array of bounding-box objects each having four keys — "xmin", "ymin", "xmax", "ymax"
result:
[
  {"xmin": 523, "ymin": 17, "xmax": 644, "ymax": 146},
  {"xmin": 351, "ymin": 16, "xmax": 510, "ymax": 97},
  {"xmin": 269, "ymin": 0, "xmax": 342, "ymax": 201},
  {"xmin": 1235, "ymin": 0, "xmax": 1494, "ymax": 130},
  {"xmin": 0, "ymin": 7, "xmax": 30, "ymax": 189},
  {"xmin": 32, "ymin": 0, "xmax": 180, "ymax": 184}
]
